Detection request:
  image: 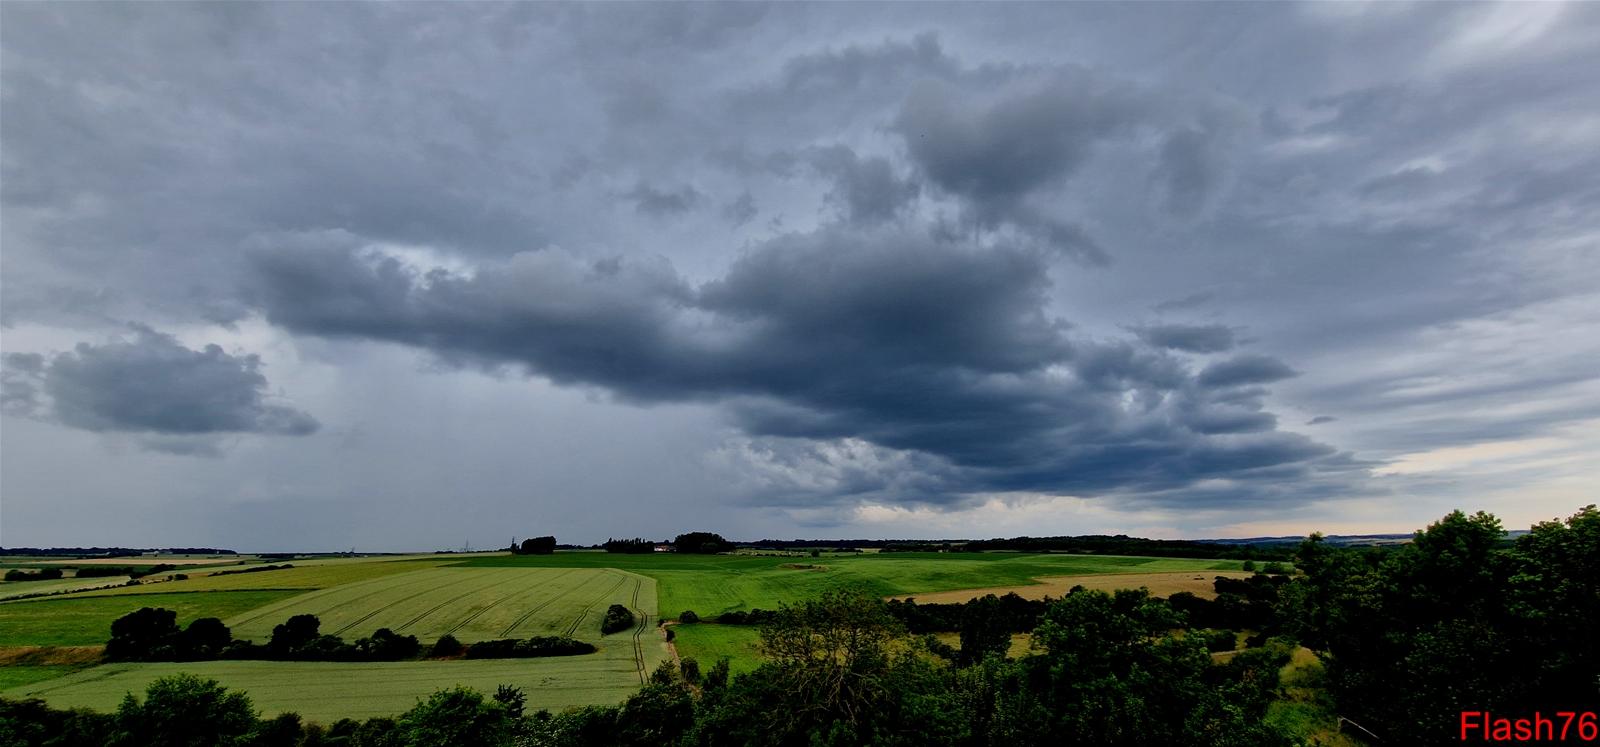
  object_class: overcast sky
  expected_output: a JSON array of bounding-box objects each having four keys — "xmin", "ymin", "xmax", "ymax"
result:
[{"xmin": 2, "ymin": 3, "xmax": 1597, "ymax": 551}]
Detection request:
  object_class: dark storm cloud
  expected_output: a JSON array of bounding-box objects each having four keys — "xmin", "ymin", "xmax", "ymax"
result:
[
  {"xmin": 1133, "ymin": 323, "xmax": 1237, "ymax": 354},
  {"xmin": 244, "ymin": 227, "xmax": 1353, "ymax": 508},
  {"xmin": 1, "ymin": 327, "xmax": 317, "ymax": 449},
  {"xmin": 5, "ymin": 2, "xmax": 1600, "ymax": 543}
]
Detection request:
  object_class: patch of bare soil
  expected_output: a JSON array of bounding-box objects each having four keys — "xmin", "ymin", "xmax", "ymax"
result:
[
  {"xmin": 0, "ymin": 646, "xmax": 105, "ymax": 666},
  {"xmin": 890, "ymin": 570, "xmax": 1257, "ymax": 604}
]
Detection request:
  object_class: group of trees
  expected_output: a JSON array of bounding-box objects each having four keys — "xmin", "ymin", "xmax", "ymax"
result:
[
  {"xmin": 3, "ymin": 568, "xmax": 64, "ymax": 581},
  {"xmin": 104, "ymin": 610, "xmax": 421, "ymax": 663},
  {"xmin": 1279, "ymin": 505, "xmax": 1599, "ymax": 744},
  {"xmin": 103, "ymin": 610, "xmax": 601, "ymax": 664},
  {"xmin": 511, "ymin": 537, "xmax": 556, "ymax": 555}
]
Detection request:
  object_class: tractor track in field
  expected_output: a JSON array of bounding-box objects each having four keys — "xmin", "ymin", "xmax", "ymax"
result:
[
  {"xmin": 560, "ymin": 572, "xmax": 629, "ymax": 639},
  {"xmin": 393, "ymin": 571, "xmax": 534, "ymax": 634},
  {"xmin": 331, "ymin": 571, "xmax": 511, "ymax": 638},
  {"xmin": 628, "ymin": 576, "xmax": 649, "ymax": 684},
  {"xmin": 443, "ymin": 568, "xmax": 579, "ymax": 638},
  {"xmin": 227, "ymin": 571, "xmax": 435, "ymax": 629},
  {"xmin": 495, "ymin": 569, "xmax": 604, "ymax": 638}
]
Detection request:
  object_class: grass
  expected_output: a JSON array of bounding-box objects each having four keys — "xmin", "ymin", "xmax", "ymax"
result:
[
  {"xmin": 2, "ymin": 638, "xmax": 669, "ymax": 723},
  {"xmin": 0, "ymin": 666, "xmax": 84, "ymax": 691},
  {"xmin": 0, "ymin": 576, "xmax": 132, "ymax": 601},
  {"xmin": 462, "ymin": 551, "xmax": 1241, "ymax": 619},
  {"xmin": 71, "ymin": 557, "xmax": 453, "ymax": 597},
  {"xmin": 670, "ymin": 625, "xmax": 764, "ymax": 676},
  {"xmin": 225, "ymin": 567, "xmax": 656, "ymax": 644},
  {"xmin": 1264, "ymin": 647, "xmax": 1366, "ymax": 747},
  {"xmin": 0, "ymin": 591, "xmax": 301, "ymax": 646}
]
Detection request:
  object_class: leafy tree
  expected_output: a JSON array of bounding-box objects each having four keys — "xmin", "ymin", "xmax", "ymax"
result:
[
  {"xmin": 269, "ymin": 614, "xmax": 322, "ymax": 654},
  {"xmin": 515, "ymin": 536, "xmax": 557, "ymax": 555},
  {"xmin": 601, "ymin": 604, "xmax": 635, "ymax": 634},
  {"xmin": 429, "ymin": 634, "xmax": 463, "ymax": 658},
  {"xmin": 678, "ymin": 610, "xmax": 699, "ymax": 623},
  {"xmin": 107, "ymin": 674, "xmax": 257, "ymax": 747},
  {"xmin": 180, "ymin": 617, "xmax": 232, "ymax": 659},
  {"xmin": 492, "ymin": 685, "xmax": 526, "ymax": 719},
  {"xmin": 394, "ymin": 687, "xmax": 510, "ymax": 747},
  {"xmin": 672, "ymin": 532, "xmax": 732, "ymax": 554},
  {"xmin": 957, "ymin": 594, "xmax": 1011, "ymax": 666},
  {"xmin": 106, "ymin": 607, "xmax": 181, "ymax": 661}
]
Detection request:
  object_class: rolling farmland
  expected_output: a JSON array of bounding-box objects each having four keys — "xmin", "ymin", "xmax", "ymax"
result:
[
  {"xmin": 1, "ymin": 549, "xmax": 1240, "ymax": 722},
  {"xmin": 225, "ymin": 567, "xmax": 656, "ymax": 644},
  {"xmin": 2, "ymin": 651, "xmax": 660, "ymax": 722}
]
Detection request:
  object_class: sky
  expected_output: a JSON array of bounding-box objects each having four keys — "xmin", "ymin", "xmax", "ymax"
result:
[{"xmin": 2, "ymin": 3, "xmax": 1597, "ymax": 551}]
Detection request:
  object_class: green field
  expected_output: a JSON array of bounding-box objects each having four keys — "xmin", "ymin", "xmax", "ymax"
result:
[
  {"xmin": 226, "ymin": 567, "xmax": 655, "ymax": 644},
  {"xmin": 461, "ymin": 551, "xmax": 1242, "ymax": 618},
  {"xmin": 0, "ymin": 576, "xmax": 132, "ymax": 601},
  {"xmin": 1, "ymin": 550, "xmax": 1240, "ymax": 721},
  {"xmin": 72, "ymin": 557, "xmax": 454, "ymax": 597},
  {"xmin": 0, "ymin": 591, "xmax": 302, "ymax": 647},
  {"xmin": 670, "ymin": 624, "xmax": 763, "ymax": 676},
  {"xmin": 1, "ymin": 644, "xmax": 665, "ymax": 722}
]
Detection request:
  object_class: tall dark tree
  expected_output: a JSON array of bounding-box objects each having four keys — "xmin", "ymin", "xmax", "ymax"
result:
[
  {"xmin": 514, "ymin": 536, "xmax": 556, "ymax": 555},
  {"xmin": 672, "ymin": 532, "xmax": 732, "ymax": 554}
]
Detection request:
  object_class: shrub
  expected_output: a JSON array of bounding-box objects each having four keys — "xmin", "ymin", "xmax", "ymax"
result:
[
  {"xmin": 4, "ymin": 568, "xmax": 65, "ymax": 581},
  {"xmin": 395, "ymin": 687, "xmax": 511, "ymax": 747},
  {"xmin": 679, "ymin": 610, "xmax": 699, "ymax": 624},
  {"xmin": 430, "ymin": 634, "xmax": 463, "ymax": 658},
  {"xmin": 108, "ymin": 674, "xmax": 255, "ymax": 747},
  {"xmin": 601, "ymin": 604, "xmax": 635, "ymax": 634},
  {"xmin": 461, "ymin": 636, "xmax": 595, "ymax": 659}
]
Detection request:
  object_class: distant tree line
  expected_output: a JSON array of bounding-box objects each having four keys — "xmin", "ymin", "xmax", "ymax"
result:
[
  {"xmin": 3, "ymin": 568, "xmax": 64, "ymax": 582},
  {"xmin": 0, "ymin": 547, "xmax": 235, "ymax": 557},
  {"xmin": 207, "ymin": 563, "xmax": 294, "ymax": 577},
  {"xmin": 603, "ymin": 538, "xmax": 658, "ymax": 554}
]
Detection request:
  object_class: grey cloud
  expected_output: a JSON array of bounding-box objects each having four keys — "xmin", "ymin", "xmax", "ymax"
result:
[
  {"xmin": 1307, "ymin": 416, "xmax": 1337, "ymax": 425},
  {"xmin": 1, "ymin": 327, "xmax": 318, "ymax": 449},
  {"xmin": 1198, "ymin": 354, "xmax": 1299, "ymax": 388},
  {"xmin": 722, "ymin": 191, "xmax": 758, "ymax": 227},
  {"xmin": 895, "ymin": 71, "xmax": 1148, "ymax": 214},
  {"xmin": 245, "ymin": 227, "xmax": 1355, "ymax": 508},
  {"xmin": 1133, "ymin": 323, "xmax": 1237, "ymax": 353},
  {"xmin": 808, "ymin": 146, "xmax": 920, "ymax": 226},
  {"xmin": 1154, "ymin": 126, "xmax": 1228, "ymax": 216},
  {"xmin": 623, "ymin": 182, "xmax": 704, "ymax": 217}
]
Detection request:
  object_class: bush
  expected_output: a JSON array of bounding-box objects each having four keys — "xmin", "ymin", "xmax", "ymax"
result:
[
  {"xmin": 108, "ymin": 674, "xmax": 256, "ymax": 747},
  {"xmin": 430, "ymin": 634, "xmax": 463, "ymax": 658},
  {"xmin": 4, "ymin": 568, "xmax": 64, "ymax": 581},
  {"xmin": 601, "ymin": 604, "xmax": 635, "ymax": 634},
  {"xmin": 1200, "ymin": 628, "xmax": 1237, "ymax": 652},
  {"xmin": 106, "ymin": 607, "xmax": 181, "ymax": 661},
  {"xmin": 461, "ymin": 636, "xmax": 596, "ymax": 659},
  {"xmin": 678, "ymin": 610, "xmax": 699, "ymax": 624},
  {"xmin": 396, "ymin": 687, "xmax": 511, "ymax": 747}
]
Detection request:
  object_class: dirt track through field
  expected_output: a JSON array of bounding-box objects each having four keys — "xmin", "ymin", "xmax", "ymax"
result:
[{"xmin": 888, "ymin": 570, "xmax": 1258, "ymax": 604}]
